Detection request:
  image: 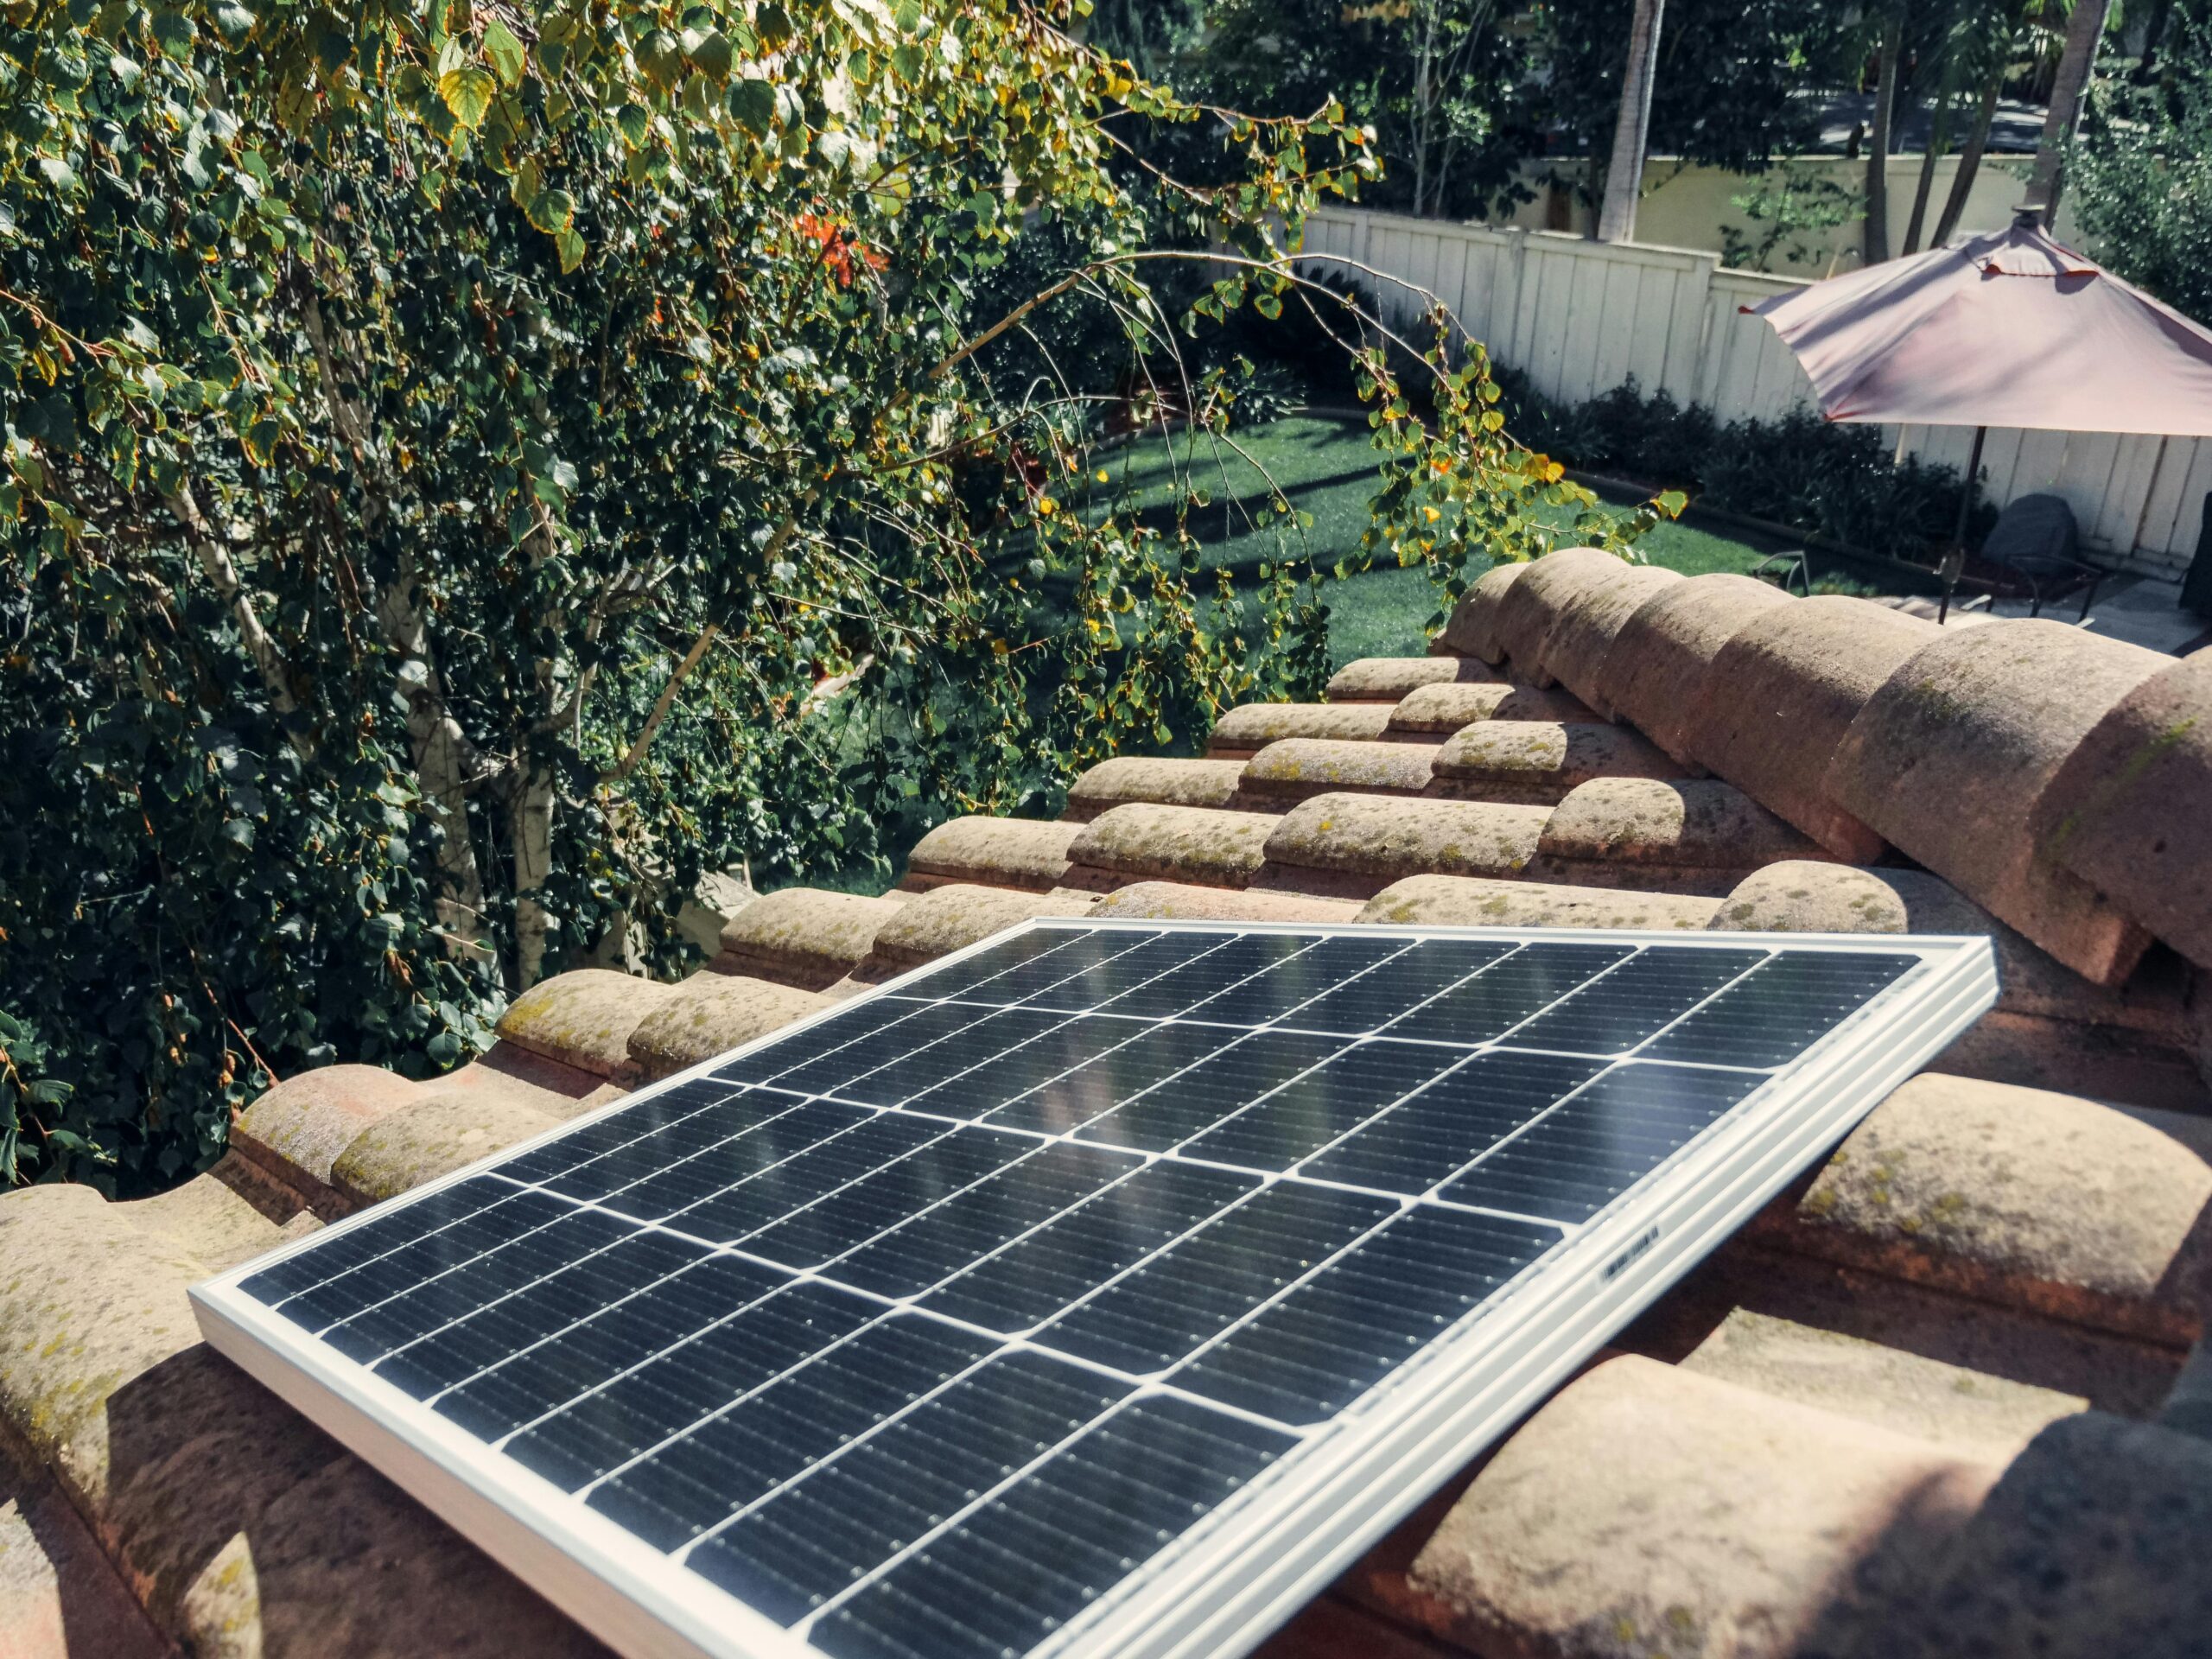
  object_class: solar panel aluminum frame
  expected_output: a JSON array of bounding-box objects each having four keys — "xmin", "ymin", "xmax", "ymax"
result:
[{"xmin": 190, "ymin": 919, "xmax": 1998, "ymax": 1659}]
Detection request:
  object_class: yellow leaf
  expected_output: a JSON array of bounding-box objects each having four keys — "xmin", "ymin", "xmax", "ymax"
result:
[{"xmin": 438, "ymin": 66, "xmax": 495, "ymax": 132}]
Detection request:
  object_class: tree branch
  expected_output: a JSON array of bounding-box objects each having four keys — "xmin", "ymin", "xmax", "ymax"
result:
[{"xmin": 165, "ymin": 483, "xmax": 309, "ymax": 753}]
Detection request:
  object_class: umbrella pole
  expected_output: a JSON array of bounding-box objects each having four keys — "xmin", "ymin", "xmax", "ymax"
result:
[{"xmin": 1939, "ymin": 424, "xmax": 1986, "ymax": 625}]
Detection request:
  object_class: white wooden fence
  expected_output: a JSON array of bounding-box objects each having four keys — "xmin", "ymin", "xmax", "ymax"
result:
[{"xmin": 1300, "ymin": 207, "xmax": 2209, "ymax": 576}]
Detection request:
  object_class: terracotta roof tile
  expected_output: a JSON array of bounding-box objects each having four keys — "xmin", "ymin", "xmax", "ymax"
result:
[
  {"xmin": 622, "ymin": 971, "xmax": 827, "ymax": 1080},
  {"xmin": 1399, "ymin": 1356, "xmax": 2001, "ymax": 1659},
  {"xmin": 327, "ymin": 1090, "xmax": 563, "ymax": 1209},
  {"xmin": 1675, "ymin": 1306, "xmax": 2087, "ymax": 1457},
  {"xmin": 1238, "ymin": 738, "xmax": 1438, "ymax": 804},
  {"xmin": 902, "ymin": 815, "xmax": 1080, "ymax": 893},
  {"xmin": 1432, "ymin": 720, "xmax": 1678, "ymax": 804},
  {"xmin": 1259, "ymin": 794, "xmax": 1549, "ymax": 898},
  {"xmin": 1384, "ymin": 680, "xmax": 1596, "ymax": 733},
  {"xmin": 1324, "ymin": 655, "xmax": 1501, "ymax": 702},
  {"xmin": 1533, "ymin": 778, "xmax": 1835, "ymax": 887},
  {"xmin": 1065, "ymin": 802, "xmax": 1280, "ymax": 888},
  {"xmin": 1529, "ymin": 562, "xmax": 1681, "ymax": 715},
  {"xmin": 1487, "ymin": 546, "xmax": 1630, "ymax": 684},
  {"xmin": 1683, "ymin": 594, "xmax": 1936, "ymax": 861},
  {"xmin": 1757, "ymin": 1073, "xmax": 2211, "ymax": 1347},
  {"xmin": 1592, "ymin": 570, "xmax": 1793, "ymax": 764},
  {"xmin": 1881, "ymin": 1411, "xmax": 2212, "ymax": 1659},
  {"xmin": 0, "ymin": 1466, "xmax": 167, "ymax": 1659},
  {"xmin": 1207, "ymin": 701, "xmax": 1398, "ymax": 757},
  {"xmin": 1433, "ymin": 559, "xmax": 1524, "ymax": 661},
  {"xmin": 1089, "ymin": 880, "xmax": 1362, "ymax": 921},
  {"xmin": 1357, "ymin": 872, "xmax": 1719, "ymax": 930},
  {"xmin": 230, "ymin": 1063, "xmax": 419, "ymax": 1211},
  {"xmin": 11, "ymin": 541, "xmax": 2212, "ymax": 1658},
  {"xmin": 717, "ymin": 887, "xmax": 912, "ymax": 987},
  {"xmin": 1062, "ymin": 755, "xmax": 1251, "ymax": 820},
  {"xmin": 2032, "ymin": 650, "xmax": 2212, "ymax": 972},
  {"xmin": 1830, "ymin": 619, "xmax": 2167, "ymax": 985},
  {"xmin": 496, "ymin": 967, "xmax": 671, "ymax": 1076}
]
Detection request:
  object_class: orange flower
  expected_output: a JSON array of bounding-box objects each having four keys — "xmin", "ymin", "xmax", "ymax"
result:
[{"xmin": 795, "ymin": 213, "xmax": 888, "ymax": 289}]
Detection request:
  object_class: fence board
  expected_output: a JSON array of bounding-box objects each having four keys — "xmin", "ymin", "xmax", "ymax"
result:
[{"xmin": 1299, "ymin": 207, "xmax": 2196, "ymax": 564}]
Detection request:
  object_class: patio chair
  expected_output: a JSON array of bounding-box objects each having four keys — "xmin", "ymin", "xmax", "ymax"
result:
[{"xmin": 1967, "ymin": 492, "xmax": 2106, "ymax": 620}]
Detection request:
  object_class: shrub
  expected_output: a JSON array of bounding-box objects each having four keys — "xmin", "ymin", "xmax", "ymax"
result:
[{"xmin": 1493, "ymin": 372, "xmax": 1993, "ymax": 561}]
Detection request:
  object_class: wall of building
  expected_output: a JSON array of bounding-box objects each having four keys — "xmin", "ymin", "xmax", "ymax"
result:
[
  {"xmin": 1497, "ymin": 154, "xmax": 2081, "ymax": 276},
  {"xmin": 1300, "ymin": 207, "xmax": 2203, "ymax": 576}
]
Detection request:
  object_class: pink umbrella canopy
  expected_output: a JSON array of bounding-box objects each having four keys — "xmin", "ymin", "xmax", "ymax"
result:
[{"xmin": 1744, "ymin": 210, "xmax": 2212, "ymax": 436}]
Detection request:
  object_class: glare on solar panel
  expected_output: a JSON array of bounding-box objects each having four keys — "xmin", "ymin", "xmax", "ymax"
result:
[{"xmin": 191, "ymin": 919, "xmax": 1998, "ymax": 1659}]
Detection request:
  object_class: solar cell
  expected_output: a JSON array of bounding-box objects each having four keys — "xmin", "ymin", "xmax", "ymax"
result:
[{"xmin": 194, "ymin": 919, "xmax": 1996, "ymax": 1659}]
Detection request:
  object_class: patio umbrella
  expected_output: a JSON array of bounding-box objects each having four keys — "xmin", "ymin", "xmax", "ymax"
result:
[{"xmin": 1743, "ymin": 207, "xmax": 2212, "ymax": 617}]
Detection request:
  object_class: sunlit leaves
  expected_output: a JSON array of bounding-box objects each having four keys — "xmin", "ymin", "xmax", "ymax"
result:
[
  {"xmin": 438, "ymin": 65, "xmax": 495, "ymax": 132},
  {"xmin": 482, "ymin": 17, "xmax": 525, "ymax": 87}
]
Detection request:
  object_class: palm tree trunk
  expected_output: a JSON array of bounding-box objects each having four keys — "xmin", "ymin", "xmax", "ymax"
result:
[
  {"xmin": 1863, "ymin": 10, "xmax": 1902, "ymax": 265},
  {"xmin": 2028, "ymin": 0, "xmax": 2113, "ymax": 223},
  {"xmin": 1903, "ymin": 55, "xmax": 1965, "ymax": 255},
  {"xmin": 1596, "ymin": 0, "xmax": 1666, "ymax": 243},
  {"xmin": 1934, "ymin": 66, "xmax": 2004, "ymax": 245}
]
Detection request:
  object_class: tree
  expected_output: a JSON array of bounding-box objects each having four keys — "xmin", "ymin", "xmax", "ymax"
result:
[
  {"xmin": 0, "ymin": 0, "xmax": 1654, "ymax": 1189},
  {"xmin": 1596, "ymin": 0, "xmax": 1665, "ymax": 241},
  {"xmin": 1863, "ymin": 9, "xmax": 1904, "ymax": 264},
  {"xmin": 2075, "ymin": 25, "xmax": 2212, "ymax": 320},
  {"xmin": 2030, "ymin": 0, "xmax": 2117, "ymax": 219},
  {"xmin": 1194, "ymin": 0, "xmax": 1542, "ymax": 219}
]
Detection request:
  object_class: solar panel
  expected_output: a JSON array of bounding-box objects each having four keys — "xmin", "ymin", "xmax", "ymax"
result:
[{"xmin": 192, "ymin": 919, "xmax": 1996, "ymax": 1659}]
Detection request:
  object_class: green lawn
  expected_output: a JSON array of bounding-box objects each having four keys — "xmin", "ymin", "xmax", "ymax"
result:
[{"xmin": 1093, "ymin": 414, "xmax": 1791, "ymax": 668}]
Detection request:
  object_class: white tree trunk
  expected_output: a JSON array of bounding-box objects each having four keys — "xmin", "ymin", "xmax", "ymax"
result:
[
  {"xmin": 1595, "ymin": 0, "xmax": 1665, "ymax": 244},
  {"xmin": 2028, "ymin": 0, "xmax": 2113, "ymax": 223},
  {"xmin": 509, "ymin": 763, "xmax": 556, "ymax": 991}
]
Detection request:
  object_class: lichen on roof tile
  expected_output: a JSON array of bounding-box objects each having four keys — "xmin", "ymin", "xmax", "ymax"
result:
[
  {"xmin": 1878, "ymin": 1411, "xmax": 2212, "ymax": 1659},
  {"xmin": 1087, "ymin": 880, "xmax": 1361, "ymax": 921},
  {"xmin": 2031, "ymin": 650, "xmax": 2212, "ymax": 973},
  {"xmin": 903, "ymin": 815, "xmax": 1081, "ymax": 893},
  {"xmin": 1829, "ymin": 618, "xmax": 2166, "ymax": 986},
  {"xmin": 1325, "ymin": 655, "xmax": 1500, "ymax": 702},
  {"xmin": 861, "ymin": 883, "xmax": 1096, "ymax": 973},
  {"xmin": 1531, "ymin": 562, "xmax": 1681, "ymax": 716},
  {"xmin": 231, "ymin": 1063, "xmax": 420, "ymax": 1207},
  {"xmin": 1062, "ymin": 755, "xmax": 1249, "ymax": 820},
  {"xmin": 1764, "ymin": 1071, "xmax": 2212, "ymax": 1347},
  {"xmin": 1678, "ymin": 1307, "xmax": 2087, "ymax": 1457},
  {"xmin": 1357, "ymin": 872, "xmax": 1718, "ymax": 930},
  {"xmin": 1435, "ymin": 559, "xmax": 1525, "ymax": 662},
  {"xmin": 1385, "ymin": 679, "xmax": 1594, "ymax": 733},
  {"xmin": 717, "ymin": 886, "xmax": 909, "ymax": 988},
  {"xmin": 1261, "ymin": 793, "xmax": 1549, "ymax": 891},
  {"xmin": 327, "ymin": 1091, "xmax": 561, "ymax": 1209},
  {"xmin": 1685, "ymin": 593, "xmax": 1936, "ymax": 860},
  {"xmin": 1487, "ymin": 547, "xmax": 1629, "ymax": 684},
  {"xmin": 1537, "ymin": 777, "xmax": 1833, "ymax": 870},
  {"xmin": 1596, "ymin": 571, "xmax": 1793, "ymax": 765},
  {"xmin": 1205, "ymin": 701, "xmax": 1396, "ymax": 755},
  {"xmin": 496, "ymin": 967, "xmax": 671, "ymax": 1077},
  {"xmin": 624, "ymin": 971, "xmax": 825, "ymax": 1080},
  {"xmin": 1403, "ymin": 1355, "xmax": 1999, "ymax": 1659},
  {"xmin": 1236, "ymin": 738, "xmax": 1437, "ymax": 803},
  {"xmin": 1432, "ymin": 720, "xmax": 1676, "ymax": 804},
  {"xmin": 1066, "ymin": 803, "xmax": 1280, "ymax": 887}
]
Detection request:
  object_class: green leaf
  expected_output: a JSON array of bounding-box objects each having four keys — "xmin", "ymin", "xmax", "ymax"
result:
[
  {"xmin": 686, "ymin": 28, "xmax": 733, "ymax": 82},
  {"xmin": 526, "ymin": 188, "xmax": 575, "ymax": 235},
  {"xmin": 729, "ymin": 76, "xmax": 774, "ymax": 137},
  {"xmin": 615, "ymin": 103, "xmax": 651, "ymax": 149},
  {"xmin": 556, "ymin": 228, "xmax": 585, "ymax": 273},
  {"xmin": 438, "ymin": 66, "xmax": 496, "ymax": 132},
  {"xmin": 482, "ymin": 17, "xmax": 525, "ymax": 86}
]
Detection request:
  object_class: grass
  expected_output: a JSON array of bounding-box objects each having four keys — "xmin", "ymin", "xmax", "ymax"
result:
[{"xmin": 1091, "ymin": 413, "xmax": 1799, "ymax": 669}]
